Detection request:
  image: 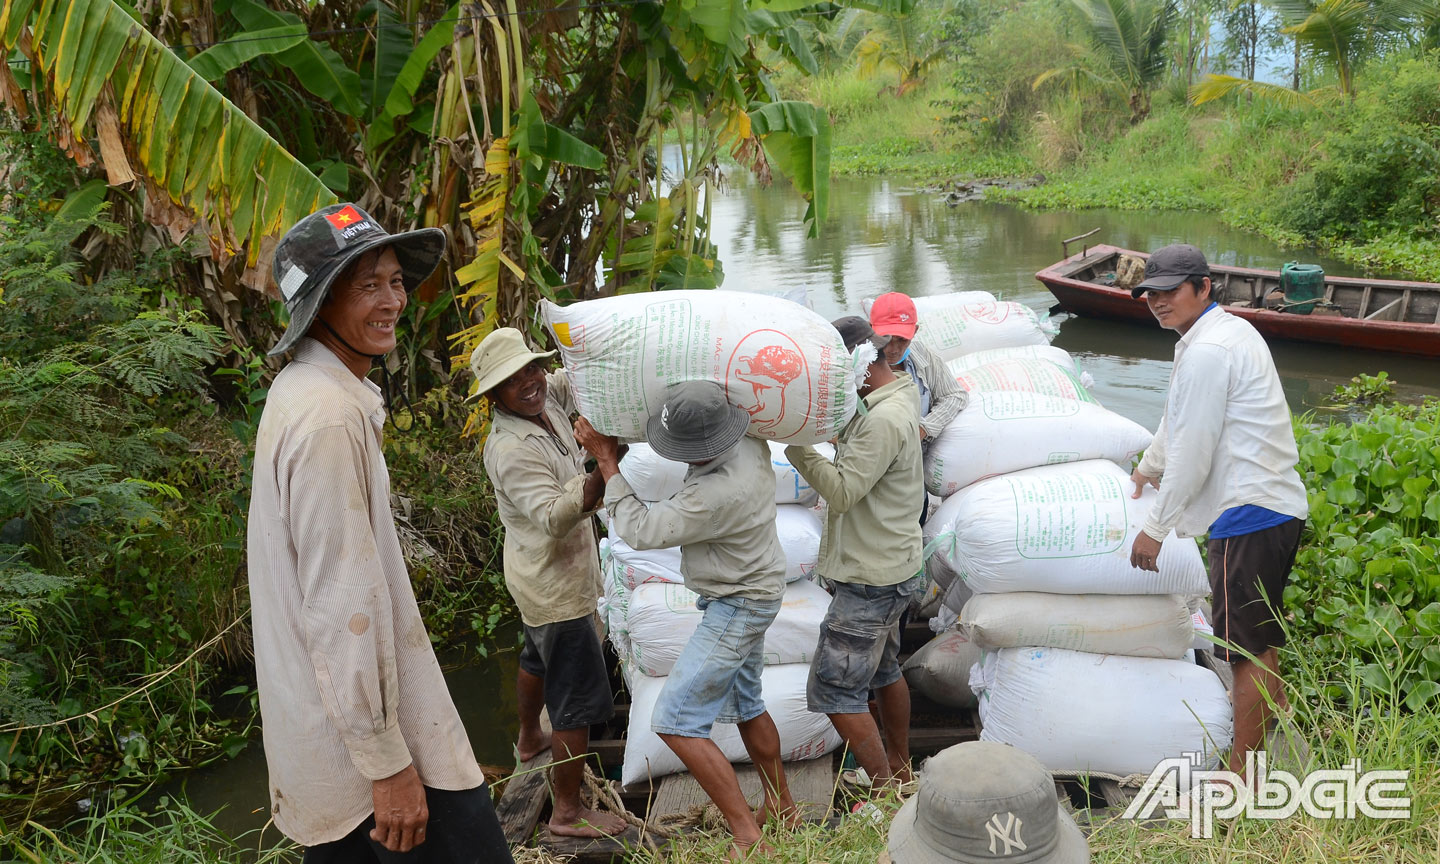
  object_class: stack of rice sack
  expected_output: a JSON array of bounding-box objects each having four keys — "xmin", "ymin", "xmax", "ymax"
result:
[
  {"xmin": 598, "ymin": 444, "xmax": 841, "ymax": 786},
  {"xmin": 898, "ymin": 296, "xmax": 1232, "ymax": 778},
  {"xmin": 545, "ymin": 290, "xmax": 852, "ymax": 787}
]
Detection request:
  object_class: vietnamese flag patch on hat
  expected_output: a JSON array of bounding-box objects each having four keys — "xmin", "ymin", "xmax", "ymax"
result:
[{"xmin": 324, "ymin": 205, "xmax": 366, "ymax": 230}]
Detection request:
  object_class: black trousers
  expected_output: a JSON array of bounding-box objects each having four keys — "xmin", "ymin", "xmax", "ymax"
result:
[{"xmin": 302, "ymin": 783, "xmax": 513, "ymax": 864}]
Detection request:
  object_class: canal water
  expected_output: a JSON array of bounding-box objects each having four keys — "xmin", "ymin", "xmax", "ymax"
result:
[{"xmin": 161, "ymin": 171, "xmax": 1440, "ymax": 844}]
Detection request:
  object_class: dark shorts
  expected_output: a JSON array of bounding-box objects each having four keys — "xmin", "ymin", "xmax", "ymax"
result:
[
  {"xmin": 302, "ymin": 783, "xmax": 513, "ymax": 864},
  {"xmin": 808, "ymin": 574, "xmax": 925, "ymax": 714},
  {"xmin": 518, "ymin": 614, "xmax": 614, "ymax": 731},
  {"xmin": 1206, "ymin": 519, "xmax": 1303, "ymax": 664}
]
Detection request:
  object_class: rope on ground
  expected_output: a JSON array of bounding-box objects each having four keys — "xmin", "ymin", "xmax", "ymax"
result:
[
  {"xmin": 580, "ymin": 765, "xmax": 680, "ymax": 847},
  {"xmin": 0, "ymin": 615, "xmax": 246, "ymax": 735}
]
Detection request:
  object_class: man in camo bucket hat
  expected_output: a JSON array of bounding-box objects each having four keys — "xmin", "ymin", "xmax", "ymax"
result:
[
  {"xmin": 248, "ymin": 204, "xmax": 514, "ymax": 862},
  {"xmin": 886, "ymin": 742, "xmax": 1089, "ymax": 864}
]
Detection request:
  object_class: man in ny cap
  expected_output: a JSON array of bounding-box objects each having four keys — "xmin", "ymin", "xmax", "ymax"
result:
[
  {"xmin": 1127, "ymin": 243, "xmax": 1308, "ymax": 780},
  {"xmin": 470, "ymin": 328, "xmax": 626, "ymax": 838},
  {"xmin": 247, "ymin": 204, "xmax": 512, "ymax": 862},
  {"xmin": 786, "ymin": 318, "xmax": 925, "ymax": 790},
  {"xmin": 573, "ymin": 382, "xmax": 798, "ymax": 858}
]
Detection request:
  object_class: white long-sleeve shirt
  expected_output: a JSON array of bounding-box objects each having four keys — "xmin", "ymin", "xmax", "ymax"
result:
[
  {"xmin": 248, "ymin": 339, "xmax": 483, "ymax": 846},
  {"xmin": 1137, "ymin": 307, "xmax": 1308, "ymax": 541}
]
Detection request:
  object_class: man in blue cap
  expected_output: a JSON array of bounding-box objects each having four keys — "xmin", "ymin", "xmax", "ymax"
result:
[
  {"xmin": 1127, "ymin": 243, "xmax": 1308, "ymax": 781},
  {"xmin": 248, "ymin": 204, "xmax": 512, "ymax": 862}
]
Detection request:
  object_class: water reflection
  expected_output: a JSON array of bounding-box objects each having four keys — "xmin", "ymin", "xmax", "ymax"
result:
[{"xmin": 708, "ymin": 172, "xmax": 1440, "ymax": 427}]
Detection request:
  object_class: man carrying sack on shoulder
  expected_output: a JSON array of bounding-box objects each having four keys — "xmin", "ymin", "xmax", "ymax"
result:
[
  {"xmin": 574, "ymin": 382, "xmax": 799, "ymax": 860},
  {"xmin": 247, "ymin": 204, "xmax": 512, "ymax": 863},
  {"xmin": 1127, "ymin": 243, "xmax": 1309, "ymax": 782},
  {"xmin": 786, "ymin": 317, "xmax": 925, "ymax": 792},
  {"xmin": 471, "ymin": 328, "xmax": 627, "ymax": 839}
]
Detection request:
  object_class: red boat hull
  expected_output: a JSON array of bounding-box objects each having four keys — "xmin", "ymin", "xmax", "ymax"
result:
[{"xmin": 1036, "ymin": 249, "xmax": 1440, "ymax": 359}]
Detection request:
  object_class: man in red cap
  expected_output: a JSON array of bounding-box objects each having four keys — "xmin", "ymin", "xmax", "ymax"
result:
[{"xmin": 868, "ymin": 292, "xmax": 969, "ymax": 523}]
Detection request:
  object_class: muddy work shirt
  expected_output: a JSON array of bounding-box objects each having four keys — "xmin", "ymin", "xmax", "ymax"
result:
[
  {"xmin": 604, "ymin": 436, "xmax": 786, "ymax": 603},
  {"xmin": 247, "ymin": 338, "xmax": 483, "ymax": 846},
  {"xmin": 483, "ymin": 369, "xmax": 603, "ymax": 627}
]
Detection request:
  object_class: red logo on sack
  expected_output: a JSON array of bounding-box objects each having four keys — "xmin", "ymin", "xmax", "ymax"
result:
[
  {"xmin": 966, "ymin": 302, "xmax": 1012, "ymax": 324},
  {"xmin": 727, "ymin": 332, "xmax": 810, "ymax": 439}
]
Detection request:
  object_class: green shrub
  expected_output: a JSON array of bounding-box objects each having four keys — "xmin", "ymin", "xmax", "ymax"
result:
[{"xmin": 1285, "ymin": 396, "xmax": 1440, "ymax": 710}]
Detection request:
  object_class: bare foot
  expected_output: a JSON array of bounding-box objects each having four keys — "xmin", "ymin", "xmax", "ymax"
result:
[
  {"xmin": 728, "ymin": 838, "xmax": 776, "ymax": 861},
  {"xmin": 547, "ymin": 807, "xmax": 628, "ymax": 838},
  {"xmin": 516, "ymin": 728, "xmax": 551, "ymax": 763},
  {"xmin": 755, "ymin": 798, "xmax": 802, "ymax": 830}
]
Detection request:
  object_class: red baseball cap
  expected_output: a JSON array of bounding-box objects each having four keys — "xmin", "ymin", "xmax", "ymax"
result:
[{"xmin": 870, "ymin": 292, "xmax": 918, "ymax": 340}]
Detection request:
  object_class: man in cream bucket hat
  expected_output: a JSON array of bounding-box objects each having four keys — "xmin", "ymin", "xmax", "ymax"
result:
[
  {"xmin": 887, "ymin": 742, "xmax": 1089, "ymax": 864},
  {"xmin": 472, "ymin": 328, "xmax": 628, "ymax": 839}
]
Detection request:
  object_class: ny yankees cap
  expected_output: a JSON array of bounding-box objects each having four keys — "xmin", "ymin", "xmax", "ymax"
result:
[
  {"xmin": 268, "ymin": 203, "xmax": 446, "ymax": 356},
  {"xmin": 888, "ymin": 741, "xmax": 1090, "ymax": 864},
  {"xmin": 644, "ymin": 380, "xmax": 750, "ymax": 463},
  {"xmin": 870, "ymin": 292, "xmax": 919, "ymax": 341}
]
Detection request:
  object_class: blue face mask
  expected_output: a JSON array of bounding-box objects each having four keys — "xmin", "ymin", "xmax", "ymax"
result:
[{"xmin": 895, "ymin": 346, "xmax": 911, "ymax": 364}]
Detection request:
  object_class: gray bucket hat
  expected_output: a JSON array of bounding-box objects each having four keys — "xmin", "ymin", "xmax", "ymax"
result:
[
  {"xmin": 645, "ymin": 381, "xmax": 750, "ymax": 463},
  {"xmin": 889, "ymin": 742, "xmax": 1089, "ymax": 864},
  {"xmin": 268, "ymin": 203, "xmax": 446, "ymax": 357},
  {"xmin": 1132, "ymin": 243, "xmax": 1210, "ymax": 299},
  {"xmin": 833, "ymin": 315, "xmax": 892, "ymax": 352}
]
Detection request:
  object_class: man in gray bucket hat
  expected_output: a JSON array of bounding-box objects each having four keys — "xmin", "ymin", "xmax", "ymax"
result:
[
  {"xmin": 887, "ymin": 742, "xmax": 1089, "ymax": 864},
  {"xmin": 574, "ymin": 382, "xmax": 799, "ymax": 858},
  {"xmin": 248, "ymin": 204, "xmax": 513, "ymax": 862}
]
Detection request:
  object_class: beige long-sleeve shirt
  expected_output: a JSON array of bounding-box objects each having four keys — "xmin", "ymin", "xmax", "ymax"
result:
[
  {"xmin": 247, "ymin": 339, "xmax": 483, "ymax": 846},
  {"xmin": 483, "ymin": 369, "xmax": 603, "ymax": 627},
  {"xmin": 605, "ymin": 436, "xmax": 786, "ymax": 602},
  {"xmin": 787, "ymin": 376, "xmax": 924, "ymax": 587}
]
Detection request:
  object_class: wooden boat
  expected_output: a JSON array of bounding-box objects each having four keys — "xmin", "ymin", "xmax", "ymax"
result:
[{"xmin": 1035, "ymin": 243, "xmax": 1440, "ymax": 358}]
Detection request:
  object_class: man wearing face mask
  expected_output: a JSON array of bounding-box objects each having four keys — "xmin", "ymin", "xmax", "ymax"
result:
[
  {"xmin": 785, "ymin": 317, "xmax": 925, "ymax": 790},
  {"xmin": 868, "ymin": 293, "xmax": 968, "ymax": 524}
]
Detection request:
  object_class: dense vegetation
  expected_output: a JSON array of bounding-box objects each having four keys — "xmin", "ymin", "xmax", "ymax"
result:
[{"xmin": 776, "ymin": 0, "xmax": 1440, "ymax": 279}]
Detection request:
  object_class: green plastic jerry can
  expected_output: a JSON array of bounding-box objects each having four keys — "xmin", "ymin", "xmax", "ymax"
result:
[{"xmin": 1280, "ymin": 262, "xmax": 1325, "ymax": 314}]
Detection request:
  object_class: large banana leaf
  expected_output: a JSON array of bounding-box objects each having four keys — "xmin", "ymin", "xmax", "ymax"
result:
[
  {"xmin": 0, "ymin": 0, "xmax": 337, "ymax": 268},
  {"xmin": 749, "ymin": 100, "xmax": 831, "ymax": 237},
  {"xmin": 362, "ymin": 0, "xmax": 410, "ymax": 116},
  {"xmin": 225, "ymin": 0, "xmax": 365, "ymax": 116},
  {"xmin": 365, "ymin": 2, "xmax": 460, "ymax": 152},
  {"xmin": 185, "ymin": 24, "xmax": 307, "ymax": 82}
]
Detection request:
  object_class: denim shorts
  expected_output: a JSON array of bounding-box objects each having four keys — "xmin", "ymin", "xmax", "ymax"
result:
[
  {"xmin": 650, "ymin": 595, "xmax": 782, "ymax": 738},
  {"xmin": 807, "ymin": 574, "xmax": 925, "ymax": 715}
]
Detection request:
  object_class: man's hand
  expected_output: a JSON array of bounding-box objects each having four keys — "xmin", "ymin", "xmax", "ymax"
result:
[
  {"xmin": 1130, "ymin": 532, "xmax": 1163, "ymax": 573},
  {"xmin": 918, "ymin": 426, "xmax": 929, "ymax": 441},
  {"xmin": 370, "ymin": 763, "xmax": 428, "ymax": 852},
  {"xmin": 573, "ymin": 417, "xmax": 622, "ymax": 480},
  {"xmin": 1130, "ymin": 467, "xmax": 1160, "ymax": 499}
]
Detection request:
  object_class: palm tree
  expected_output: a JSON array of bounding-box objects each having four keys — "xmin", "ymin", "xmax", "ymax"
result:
[
  {"xmin": 851, "ymin": 5, "xmax": 952, "ymax": 95},
  {"xmin": 1034, "ymin": 0, "xmax": 1178, "ymax": 122}
]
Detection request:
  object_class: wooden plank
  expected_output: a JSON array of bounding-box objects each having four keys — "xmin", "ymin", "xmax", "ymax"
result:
[
  {"xmin": 1399, "ymin": 289, "xmax": 1413, "ymax": 322},
  {"xmin": 535, "ymin": 825, "xmax": 646, "ymax": 864},
  {"xmin": 1095, "ymin": 778, "xmax": 1131, "ymax": 810},
  {"xmin": 1366, "ymin": 297, "xmax": 1403, "ymax": 321},
  {"xmin": 909, "ymin": 725, "xmax": 979, "ymax": 752},
  {"xmin": 494, "ymin": 709, "xmax": 554, "ymax": 845},
  {"xmin": 495, "ymin": 748, "xmax": 554, "ymax": 844},
  {"xmin": 1358, "ymin": 284, "xmax": 1373, "ymax": 317},
  {"xmin": 649, "ymin": 758, "xmax": 835, "ymax": 822}
]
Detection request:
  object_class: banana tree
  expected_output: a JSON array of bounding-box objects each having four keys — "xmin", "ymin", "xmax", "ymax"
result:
[{"xmin": 0, "ymin": 0, "xmax": 336, "ymax": 295}]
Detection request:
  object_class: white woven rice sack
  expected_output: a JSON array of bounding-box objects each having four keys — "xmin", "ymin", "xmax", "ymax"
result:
[
  {"xmin": 924, "ymin": 460, "xmax": 1207, "ymax": 596},
  {"xmin": 912, "ymin": 299, "xmax": 1053, "ymax": 362},
  {"xmin": 620, "ymin": 441, "xmax": 834, "ymax": 505},
  {"xmin": 860, "ymin": 291, "xmax": 994, "ymax": 318},
  {"xmin": 960, "ymin": 592, "xmax": 1194, "ymax": 659},
  {"xmin": 622, "ymin": 577, "xmax": 831, "ymax": 677},
  {"xmin": 901, "ymin": 630, "xmax": 982, "ymax": 710},
  {"xmin": 924, "ymin": 392, "xmax": 1152, "ymax": 496},
  {"xmin": 946, "ymin": 345, "xmax": 1082, "ymax": 377},
  {"xmin": 607, "ymin": 505, "xmax": 819, "ymax": 590},
  {"xmin": 543, "ymin": 291, "xmax": 857, "ymax": 444},
  {"xmin": 598, "ymin": 543, "xmax": 633, "ymax": 660},
  {"xmin": 622, "ymin": 663, "xmax": 841, "ymax": 786},
  {"xmin": 973, "ymin": 647, "xmax": 1232, "ymax": 778},
  {"xmin": 953, "ymin": 358, "xmax": 1096, "ymax": 403},
  {"xmin": 1192, "ymin": 607, "xmax": 1216, "ymax": 653}
]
